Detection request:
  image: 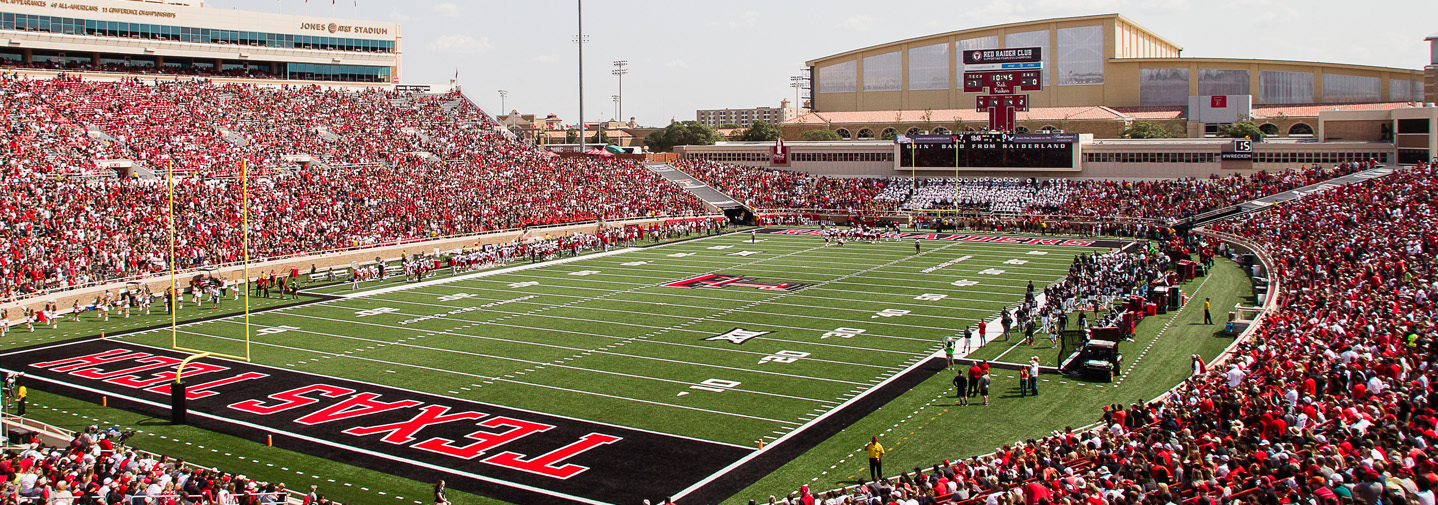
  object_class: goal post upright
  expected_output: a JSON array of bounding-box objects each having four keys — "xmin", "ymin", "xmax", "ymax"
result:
[{"xmin": 241, "ymin": 158, "xmax": 251, "ymax": 362}]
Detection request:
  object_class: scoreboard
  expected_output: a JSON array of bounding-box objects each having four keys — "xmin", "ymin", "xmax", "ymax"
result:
[
  {"xmin": 963, "ymin": 71, "xmax": 1041, "ymax": 93},
  {"xmin": 896, "ymin": 133, "xmax": 1080, "ymax": 170}
]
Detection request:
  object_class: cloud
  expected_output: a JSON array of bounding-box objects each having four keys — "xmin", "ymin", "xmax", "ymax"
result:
[
  {"xmin": 426, "ymin": 34, "xmax": 491, "ymax": 53},
  {"xmin": 531, "ymin": 54, "xmax": 558, "ymax": 63},
  {"xmin": 432, "ymin": 2, "xmax": 461, "ymax": 16},
  {"xmin": 710, "ymin": 9, "xmax": 761, "ymax": 28},
  {"xmin": 838, "ymin": 14, "xmax": 877, "ymax": 32},
  {"xmin": 387, "ymin": 9, "xmax": 413, "ymax": 22},
  {"xmin": 665, "ymin": 59, "xmax": 690, "ymax": 68}
]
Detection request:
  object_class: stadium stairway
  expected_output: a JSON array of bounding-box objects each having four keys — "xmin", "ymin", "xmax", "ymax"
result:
[
  {"xmin": 647, "ymin": 162, "xmax": 750, "ymax": 218},
  {"xmin": 1188, "ymin": 165, "xmax": 1396, "ymax": 228}
]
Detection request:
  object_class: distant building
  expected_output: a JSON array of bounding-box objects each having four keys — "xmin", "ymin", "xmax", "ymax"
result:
[
  {"xmin": 1427, "ymin": 33, "xmax": 1437, "ymax": 104},
  {"xmin": 0, "ymin": 0, "xmax": 400, "ymax": 85},
  {"xmin": 696, "ymin": 100, "xmax": 797, "ymax": 128}
]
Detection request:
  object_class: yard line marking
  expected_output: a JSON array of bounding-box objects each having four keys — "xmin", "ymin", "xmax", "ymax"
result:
[
  {"xmin": 340, "ymin": 247, "xmax": 639, "ymax": 299},
  {"xmin": 215, "ymin": 320, "xmax": 862, "ymax": 396},
  {"xmin": 87, "ymin": 334, "xmax": 768, "ymax": 447}
]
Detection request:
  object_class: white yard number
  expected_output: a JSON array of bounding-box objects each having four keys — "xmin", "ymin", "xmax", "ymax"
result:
[
  {"xmin": 507, "ymin": 281, "xmax": 540, "ymax": 288},
  {"xmin": 569, "ymin": 270, "xmax": 601, "ymax": 276},
  {"xmin": 706, "ymin": 245, "xmax": 734, "ymax": 250},
  {"xmin": 438, "ymin": 293, "xmax": 476, "ymax": 302},
  {"xmin": 821, "ymin": 327, "xmax": 867, "ymax": 339},
  {"xmin": 667, "ymin": 253, "xmax": 695, "ymax": 258},
  {"xmin": 873, "ymin": 309, "xmax": 911, "ymax": 318},
  {"xmin": 1003, "ymin": 259, "xmax": 1029, "ymax": 265},
  {"xmin": 978, "ymin": 268, "xmax": 1006, "ymax": 275},
  {"xmin": 355, "ymin": 307, "xmax": 399, "ymax": 317},
  {"xmin": 620, "ymin": 261, "xmax": 651, "ymax": 266},
  {"xmin": 915, "ymin": 293, "xmax": 949, "ymax": 301},
  {"xmin": 691, "ymin": 379, "xmax": 741, "ymax": 393},
  {"xmin": 729, "ymin": 251, "xmax": 762, "ymax": 256},
  {"xmin": 1026, "ymin": 251, "xmax": 1049, "ymax": 256},
  {"xmin": 255, "ymin": 325, "xmax": 299, "ymax": 336},
  {"xmin": 758, "ymin": 350, "xmax": 810, "ymax": 364},
  {"xmin": 951, "ymin": 279, "xmax": 979, "ymax": 287}
]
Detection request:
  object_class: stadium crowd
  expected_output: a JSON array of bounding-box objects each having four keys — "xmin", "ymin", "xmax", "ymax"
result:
[
  {"xmin": 763, "ymin": 161, "xmax": 1438, "ymax": 505},
  {"xmin": 0, "ymin": 425, "xmax": 297, "ymax": 505},
  {"xmin": 673, "ymin": 160, "xmax": 900, "ymax": 212},
  {"xmin": 0, "ymin": 74, "xmax": 706, "ymax": 302},
  {"xmin": 678, "ymin": 160, "xmax": 1367, "ymax": 222}
]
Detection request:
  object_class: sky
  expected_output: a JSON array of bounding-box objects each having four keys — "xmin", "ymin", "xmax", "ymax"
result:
[{"xmin": 205, "ymin": 0, "xmax": 1437, "ymax": 127}]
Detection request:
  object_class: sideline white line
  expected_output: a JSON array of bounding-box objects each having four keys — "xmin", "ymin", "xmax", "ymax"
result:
[{"xmin": 340, "ymin": 247, "xmax": 640, "ymax": 299}]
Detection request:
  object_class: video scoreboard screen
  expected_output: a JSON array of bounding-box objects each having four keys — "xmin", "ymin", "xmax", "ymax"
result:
[
  {"xmin": 963, "ymin": 71, "xmax": 1041, "ymax": 93},
  {"xmin": 896, "ymin": 133, "xmax": 1079, "ymax": 169}
]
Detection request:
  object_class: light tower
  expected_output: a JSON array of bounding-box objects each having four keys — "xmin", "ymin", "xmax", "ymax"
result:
[{"xmin": 612, "ymin": 60, "xmax": 629, "ymax": 124}]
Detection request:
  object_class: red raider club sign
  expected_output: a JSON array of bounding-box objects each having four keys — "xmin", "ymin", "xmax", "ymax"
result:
[{"xmin": 6, "ymin": 340, "xmax": 749, "ymax": 505}]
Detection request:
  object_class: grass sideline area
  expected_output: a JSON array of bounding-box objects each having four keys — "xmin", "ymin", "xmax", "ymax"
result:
[
  {"xmin": 724, "ymin": 257, "xmax": 1251, "ymax": 504},
  {"xmin": 3, "ymin": 229, "xmax": 1253, "ymax": 505}
]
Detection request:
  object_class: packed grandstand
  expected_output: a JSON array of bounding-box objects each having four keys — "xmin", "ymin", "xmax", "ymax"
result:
[{"xmin": 1, "ymin": 67, "xmax": 1436, "ymax": 505}]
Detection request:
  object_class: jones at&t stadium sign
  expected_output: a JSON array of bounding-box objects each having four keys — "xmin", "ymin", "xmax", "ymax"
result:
[{"xmin": 299, "ymin": 21, "xmax": 390, "ymax": 35}]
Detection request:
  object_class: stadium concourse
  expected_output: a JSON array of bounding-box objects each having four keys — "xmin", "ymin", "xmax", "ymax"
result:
[{"xmin": 751, "ymin": 162, "xmax": 1438, "ymax": 505}]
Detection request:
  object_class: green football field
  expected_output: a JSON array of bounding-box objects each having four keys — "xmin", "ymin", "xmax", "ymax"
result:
[
  {"xmin": 4, "ymin": 228, "xmax": 1254, "ymax": 505},
  {"xmin": 109, "ymin": 232, "xmax": 1109, "ymax": 449}
]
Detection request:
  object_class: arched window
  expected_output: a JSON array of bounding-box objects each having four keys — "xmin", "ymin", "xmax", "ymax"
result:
[
  {"xmin": 932, "ymin": 127, "xmax": 951, "ymax": 134},
  {"xmin": 835, "ymin": 128, "xmax": 852, "ymax": 139},
  {"xmin": 1039, "ymin": 125, "xmax": 1058, "ymax": 132},
  {"xmin": 1259, "ymin": 123, "xmax": 1279, "ymax": 135},
  {"xmin": 1015, "ymin": 126, "xmax": 1031, "ymax": 134},
  {"xmin": 964, "ymin": 126, "xmax": 977, "ymax": 132},
  {"xmin": 857, "ymin": 128, "xmax": 874, "ymax": 139},
  {"xmin": 880, "ymin": 128, "xmax": 897, "ymax": 139},
  {"xmin": 905, "ymin": 127, "xmax": 920, "ymax": 136},
  {"xmin": 1288, "ymin": 123, "xmax": 1314, "ymax": 136}
]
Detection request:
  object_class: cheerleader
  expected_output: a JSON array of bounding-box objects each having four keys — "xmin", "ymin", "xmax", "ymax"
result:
[
  {"xmin": 71, "ymin": 300, "xmax": 81, "ymax": 322},
  {"xmin": 1, "ymin": 307, "xmax": 9, "ymax": 336},
  {"xmin": 140, "ymin": 286, "xmax": 153, "ymax": 315},
  {"xmin": 23, "ymin": 307, "xmax": 35, "ymax": 332},
  {"xmin": 95, "ymin": 294, "xmax": 109, "ymax": 322}
]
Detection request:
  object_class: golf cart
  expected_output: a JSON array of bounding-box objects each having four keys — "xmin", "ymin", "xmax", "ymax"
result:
[{"xmin": 1060, "ymin": 333, "xmax": 1123, "ymax": 382}]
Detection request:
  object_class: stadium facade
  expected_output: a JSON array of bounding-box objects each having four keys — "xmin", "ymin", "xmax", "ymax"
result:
[
  {"xmin": 0, "ymin": 0, "xmax": 400, "ymax": 84},
  {"xmin": 804, "ymin": 14, "xmax": 1425, "ymax": 112},
  {"xmin": 672, "ymin": 15, "xmax": 1438, "ymax": 179}
]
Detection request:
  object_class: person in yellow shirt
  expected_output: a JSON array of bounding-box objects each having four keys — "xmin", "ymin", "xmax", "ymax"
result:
[
  {"xmin": 15, "ymin": 383, "xmax": 26, "ymax": 416},
  {"xmin": 1203, "ymin": 297, "xmax": 1213, "ymax": 325},
  {"xmin": 866, "ymin": 436, "xmax": 885, "ymax": 482}
]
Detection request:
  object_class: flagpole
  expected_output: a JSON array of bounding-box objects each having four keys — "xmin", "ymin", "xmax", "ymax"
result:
[{"xmin": 576, "ymin": 0, "xmax": 585, "ymax": 154}]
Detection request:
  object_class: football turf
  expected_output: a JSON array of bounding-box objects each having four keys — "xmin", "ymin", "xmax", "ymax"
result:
[{"xmin": 4, "ymin": 230, "xmax": 1251, "ymax": 505}]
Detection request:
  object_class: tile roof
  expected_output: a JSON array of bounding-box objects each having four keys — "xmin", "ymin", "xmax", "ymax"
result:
[
  {"xmin": 1251, "ymin": 102, "xmax": 1419, "ymax": 118},
  {"xmin": 782, "ymin": 106, "xmax": 1130, "ymax": 125},
  {"xmin": 1107, "ymin": 106, "xmax": 1187, "ymax": 120}
]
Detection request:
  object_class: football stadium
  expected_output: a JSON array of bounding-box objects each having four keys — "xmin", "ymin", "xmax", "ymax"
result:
[{"xmin": 1, "ymin": 2, "xmax": 1437, "ymax": 505}]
